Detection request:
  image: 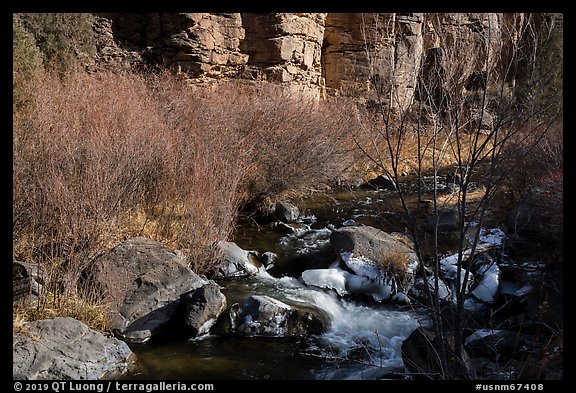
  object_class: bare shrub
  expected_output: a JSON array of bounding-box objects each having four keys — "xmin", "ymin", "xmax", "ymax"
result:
[
  {"xmin": 502, "ymin": 118, "xmax": 563, "ymax": 197},
  {"xmin": 13, "ymin": 14, "xmax": 44, "ymax": 121},
  {"xmin": 14, "ymin": 70, "xmax": 169, "ymax": 295},
  {"xmin": 239, "ymin": 85, "xmax": 357, "ymax": 204},
  {"xmin": 13, "ymin": 69, "xmax": 359, "ymax": 327},
  {"xmin": 162, "ymin": 81, "xmax": 358, "ymax": 209}
]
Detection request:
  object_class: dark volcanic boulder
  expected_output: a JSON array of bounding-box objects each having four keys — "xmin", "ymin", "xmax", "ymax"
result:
[
  {"xmin": 362, "ymin": 174, "xmax": 397, "ymax": 190},
  {"xmin": 181, "ymin": 282, "xmax": 227, "ymax": 337},
  {"xmin": 330, "ymin": 226, "xmax": 415, "ymax": 267},
  {"xmin": 13, "ymin": 317, "xmax": 134, "ymax": 380},
  {"xmin": 13, "ymin": 261, "xmax": 48, "ymax": 304},
  {"xmin": 401, "ymin": 327, "xmax": 476, "ymax": 379},
  {"xmin": 86, "ymin": 237, "xmax": 208, "ymax": 343},
  {"xmin": 464, "ymin": 329, "xmax": 532, "ymax": 360}
]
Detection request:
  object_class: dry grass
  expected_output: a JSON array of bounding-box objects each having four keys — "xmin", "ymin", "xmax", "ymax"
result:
[
  {"xmin": 13, "ymin": 290, "xmax": 109, "ymax": 334},
  {"xmin": 377, "ymin": 245, "xmax": 412, "ymax": 286},
  {"xmin": 351, "ymin": 106, "xmax": 493, "ymax": 179}
]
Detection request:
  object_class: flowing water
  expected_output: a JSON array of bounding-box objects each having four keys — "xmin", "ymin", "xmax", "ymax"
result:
[{"xmin": 124, "ymin": 183, "xmax": 456, "ymax": 380}]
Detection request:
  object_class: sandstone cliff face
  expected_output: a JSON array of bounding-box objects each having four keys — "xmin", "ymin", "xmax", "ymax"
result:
[
  {"xmin": 239, "ymin": 13, "xmax": 326, "ymax": 98},
  {"xmin": 92, "ymin": 13, "xmax": 529, "ymax": 104},
  {"xmin": 95, "ymin": 13, "xmax": 247, "ymax": 79},
  {"xmin": 322, "ymin": 13, "xmax": 424, "ymax": 109}
]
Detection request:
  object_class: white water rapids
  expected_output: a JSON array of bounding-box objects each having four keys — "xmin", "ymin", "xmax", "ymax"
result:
[{"xmin": 252, "ymin": 270, "xmax": 421, "ymax": 379}]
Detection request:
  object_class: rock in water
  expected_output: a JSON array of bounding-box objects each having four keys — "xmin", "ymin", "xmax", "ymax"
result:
[
  {"xmin": 181, "ymin": 282, "xmax": 227, "ymax": 337},
  {"xmin": 13, "ymin": 317, "xmax": 134, "ymax": 380},
  {"xmin": 274, "ymin": 201, "xmax": 300, "ymax": 223},
  {"xmin": 464, "ymin": 329, "xmax": 531, "ymax": 360},
  {"xmin": 329, "ymin": 226, "xmax": 418, "ymax": 300},
  {"xmin": 214, "ymin": 241, "xmax": 264, "ymax": 278},
  {"xmin": 362, "ymin": 174, "xmax": 397, "ymax": 190},
  {"xmin": 228, "ymin": 295, "xmax": 327, "ymax": 337}
]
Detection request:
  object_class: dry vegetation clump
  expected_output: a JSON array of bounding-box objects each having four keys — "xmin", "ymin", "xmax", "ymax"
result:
[
  {"xmin": 377, "ymin": 246, "xmax": 413, "ymax": 287},
  {"xmin": 13, "ymin": 291, "xmax": 109, "ymax": 335}
]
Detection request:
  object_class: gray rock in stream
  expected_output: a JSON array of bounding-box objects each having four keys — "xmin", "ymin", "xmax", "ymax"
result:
[
  {"xmin": 226, "ymin": 295, "xmax": 327, "ymax": 337},
  {"xmin": 181, "ymin": 282, "xmax": 227, "ymax": 337},
  {"xmin": 329, "ymin": 226, "xmax": 418, "ymax": 300},
  {"xmin": 215, "ymin": 241, "xmax": 264, "ymax": 278},
  {"xmin": 84, "ymin": 237, "xmax": 208, "ymax": 343},
  {"xmin": 13, "ymin": 317, "xmax": 134, "ymax": 380},
  {"xmin": 273, "ymin": 201, "xmax": 300, "ymax": 223},
  {"xmin": 362, "ymin": 174, "xmax": 397, "ymax": 191}
]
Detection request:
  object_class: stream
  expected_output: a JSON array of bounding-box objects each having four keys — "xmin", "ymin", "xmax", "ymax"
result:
[{"xmin": 122, "ymin": 181, "xmax": 481, "ymax": 380}]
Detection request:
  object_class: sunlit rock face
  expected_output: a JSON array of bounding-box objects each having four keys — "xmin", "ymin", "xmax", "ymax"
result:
[{"xmin": 93, "ymin": 13, "xmax": 532, "ymax": 104}]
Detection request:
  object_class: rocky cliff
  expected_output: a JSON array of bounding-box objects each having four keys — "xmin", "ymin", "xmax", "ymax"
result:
[{"xmin": 91, "ymin": 13, "xmax": 558, "ymax": 104}]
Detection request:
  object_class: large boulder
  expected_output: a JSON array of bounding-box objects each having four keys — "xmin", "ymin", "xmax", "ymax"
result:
[
  {"xmin": 86, "ymin": 237, "xmax": 208, "ymax": 343},
  {"xmin": 329, "ymin": 226, "xmax": 418, "ymax": 300},
  {"xmin": 181, "ymin": 282, "xmax": 227, "ymax": 337},
  {"xmin": 226, "ymin": 295, "xmax": 327, "ymax": 337},
  {"xmin": 13, "ymin": 317, "xmax": 134, "ymax": 380},
  {"xmin": 427, "ymin": 208, "xmax": 461, "ymax": 233},
  {"xmin": 426, "ymin": 207, "xmax": 461, "ymax": 247},
  {"xmin": 362, "ymin": 174, "xmax": 397, "ymax": 191}
]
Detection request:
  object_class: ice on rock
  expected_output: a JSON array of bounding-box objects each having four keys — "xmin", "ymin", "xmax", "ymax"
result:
[
  {"xmin": 500, "ymin": 281, "xmax": 533, "ymax": 297},
  {"xmin": 343, "ymin": 272, "xmax": 392, "ymax": 302},
  {"xmin": 391, "ymin": 292, "xmax": 410, "ymax": 304},
  {"xmin": 440, "ymin": 253, "xmax": 472, "ymax": 288},
  {"xmin": 464, "ymin": 329, "xmax": 501, "ymax": 346},
  {"xmin": 301, "ymin": 265, "xmax": 394, "ymax": 302},
  {"xmin": 410, "ymin": 276, "xmax": 452, "ymax": 302},
  {"xmin": 340, "ymin": 252, "xmax": 382, "ymax": 280},
  {"xmin": 464, "ymin": 297, "xmax": 487, "ymax": 312},
  {"xmin": 465, "ymin": 223, "xmax": 506, "ymax": 251},
  {"xmin": 470, "ymin": 262, "xmax": 500, "ymax": 303},
  {"xmin": 478, "ymin": 227, "xmax": 505, "ymax": 246},
  {"xmin": 301, "ymin": 268, "xmax": 348, "ymax": 296}
]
